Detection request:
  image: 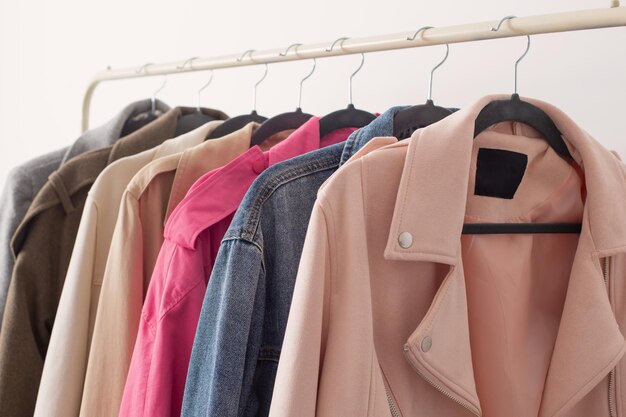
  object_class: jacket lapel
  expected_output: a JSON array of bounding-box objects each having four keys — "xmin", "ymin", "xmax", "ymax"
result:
[{"xmin": 383, "ymin": 95, "xmax": 626, "ymax": 416}]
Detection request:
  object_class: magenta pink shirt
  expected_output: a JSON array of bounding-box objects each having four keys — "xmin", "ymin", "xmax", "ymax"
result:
[{"xmin": 118, "ymin": 117, "xmax": 355, "ymax": 417}]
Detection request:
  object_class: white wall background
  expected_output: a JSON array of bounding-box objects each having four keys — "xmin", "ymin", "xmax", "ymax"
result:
[{"xmin": 0, "ymin": 0, "xmax": 625, "ymax": 192}]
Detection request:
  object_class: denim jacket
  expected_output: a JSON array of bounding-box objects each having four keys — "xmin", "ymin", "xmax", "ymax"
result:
[{"xmin": 180, "ymin": 107, "xmax": 407, "ymax": 417}]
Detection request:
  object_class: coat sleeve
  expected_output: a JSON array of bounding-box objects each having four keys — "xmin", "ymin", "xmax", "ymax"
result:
[
  {"xmin": 181, "ymin": 237, "xmax": 266, "ymax": 417},
  {"xmin": 34, "ymin": 197, "xmax": 99, "ymax": 417},
  {"xmin": 0, "ymin": 166, "xmax": 31, "ymax": 328},
  {"xmin": 80, "ymin": 192, "xmax": 144, "ymax": 417},
  {"xmin": 269, "ymin": 199, "xmax": 333, "ymax": 417},
  {"xmin": 0, "ymin": 207, "xmax": 70, "ymax": 417}
]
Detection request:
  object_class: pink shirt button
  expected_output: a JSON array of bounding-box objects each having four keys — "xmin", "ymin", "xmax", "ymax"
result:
[{"xmin": 252, "ymin": 158, "xmax": 267, "ymax": 174}]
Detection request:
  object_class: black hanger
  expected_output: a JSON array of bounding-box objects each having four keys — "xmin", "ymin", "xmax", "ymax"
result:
[
  {"xmin": 121, "ymin": 111, "xmax": 159, "ymax": 137},
  {"xmin": 393, "ymin": 33, "xmax": 453, "ymax": 139},
  {"xmin": 207, "ymin": 61, "xmax": 269, "ymax": 139},
  {"xmin": 320, "ymin": 104, "xmax": 376, "ymax": 138},
  {"xmin": 465, "ymin": 24, "xmax": 579, "ymax": 235},
  {"xmin": 393, "ymin": 99, "xmax": 452, "ymax": 139},
  {"xmin": 172, "ymin": 63, "xmax": 220, "ymax": 135},
  {"xmin": 175, "ymin": 111, "xmax": 218, "ymax": 136},
  {"xmin": 474, "ymin": 21, "xmax": 571, "ymax": 160},
  {"xmin": 250, "ymin": 108, "xmax": 312, "ymax": 147},
  {"xmin": 250, "ymin": 55, "xmax": 317, "ymax": 146},
  {"xmin": 474, "ymin": 93, "xmax": 571, "ymax": 160},
  {"xmin": 121, "ymin": 70, "xmax": 167, "ymax": 136},
  {"xmin": 318, "ymin": 52, "xmax": 376, "ymax": 137},
  {"xmin": 208, "ymin": 110, "xmax": 267, "ymax": 139}
]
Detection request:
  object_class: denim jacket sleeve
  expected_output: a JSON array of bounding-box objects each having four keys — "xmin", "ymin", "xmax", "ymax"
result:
[{"xmin": 182, "ymin": 237, "xmax": 267, "ymax": 417}]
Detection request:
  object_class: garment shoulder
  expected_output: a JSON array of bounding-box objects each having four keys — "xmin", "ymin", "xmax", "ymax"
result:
[
  {"xmin": 2, "ymin": 165, "xmax": 34, "ymax": 208},
  {"xmin": 318, "ymin": 137, "xmax": 400, "ymax": 196},
  {"xmin": 226, "ymin": 152, "xmax": 340, "ymax": 241},
  {"xmin": 88, "ymin": 148, "xmax": 158, "ymax": 203},
  {"xmin": 125, "ymin": 154, "xmax": 180, "ymax": 199},
  {"xmin": 5, "ymin": 146, "xmax": 69, "ymax": 202}
]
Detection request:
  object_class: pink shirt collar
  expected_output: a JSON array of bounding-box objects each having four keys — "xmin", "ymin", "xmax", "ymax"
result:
[{"xmin": 164, "ymin": 116, "xmax": 351, "ymax": 249}]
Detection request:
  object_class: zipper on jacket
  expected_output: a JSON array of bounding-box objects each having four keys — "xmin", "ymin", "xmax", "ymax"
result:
[
  {"xmin": 381, "ymin": 373, "xmax": 403, "ymax": 417},
  {"xmin": 403, "ymin": 344, "xmax": 481, "ymax": 416},
  {"xmin": 604, "ymin": 257, "xmax": 618, "ymax": 417}
]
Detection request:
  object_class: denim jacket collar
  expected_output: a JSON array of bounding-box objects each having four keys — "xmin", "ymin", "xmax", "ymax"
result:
[{"xmin": 339, "ymin": 106, "xmax": 408, "ymax": 165}]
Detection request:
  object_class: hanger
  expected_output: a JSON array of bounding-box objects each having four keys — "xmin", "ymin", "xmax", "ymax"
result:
[
  {"xmin": 474, "ymin": 17, "xmax": 572, "ymax": 160},
  {"xmin": 121, "ymin": 63, "xmax": 167, "ymax": 136},
  {"xmin": 318, "ymin": 38, "xmax": 376, "ymax": 138},
  {"xmin": 464, "ymin": 18, "xmax": 580, "ymax": 235},
  {"xmin": 249, "ymin": 44, "xmax": 315, "ymax": 147},
  {"xmin": 172, "ymin": 57, "xmax": 219, "ymax": 136},
  {"xmin": 207, "ymin": 50, "xmax": 269, "ymax": 140},
  {"xmin": 393, "ymin": 27, "xmax": 453, "ymax": 139}
]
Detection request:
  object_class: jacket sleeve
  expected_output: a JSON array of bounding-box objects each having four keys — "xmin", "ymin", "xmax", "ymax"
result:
[
  {"xmin": 0, "ymin": 166, "xmax": 31, "ymax": 327},
  {"xmin": 181, "ymin": 237, "xmax": 266, "ymax": 417},
  {"xmin": 34, "ymin": 197, "xmax": 99, "ymax": 417},
  {"xmin": 80, "ymin": 193, "xmax": 144, "ymax": 417},
  {"xmin": 269, "ymin": 200, "xmax": 332, "ymax": 417}
]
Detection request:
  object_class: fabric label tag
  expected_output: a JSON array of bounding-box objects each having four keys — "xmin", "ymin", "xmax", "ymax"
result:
[{"xmin": 474, "ymin": 148, "xmax": 527, "ymax": 199}]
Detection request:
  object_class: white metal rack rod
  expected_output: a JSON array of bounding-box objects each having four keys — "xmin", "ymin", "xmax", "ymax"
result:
[{"xmin": 82, "ymin": 6, "xmax": 626, "ymax": 131}]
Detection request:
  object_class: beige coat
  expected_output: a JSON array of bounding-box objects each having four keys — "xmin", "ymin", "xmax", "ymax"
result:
[
  {"xmin": 34, "ymin": 120, "xmax": 224, "ymax": 417},
  {"xmin": 270, "ymin": 95, "xmax": 626, "ymax": 417}
]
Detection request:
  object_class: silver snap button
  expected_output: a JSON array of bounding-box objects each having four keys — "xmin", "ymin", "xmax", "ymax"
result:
[
  {"xmin": 403, "ymin": 344, "xmax": 409, "ymax": 352},
  {"xmin": 421, "ymin": 336, "xmax": 432, "ymax": 352},
  {"xmin": 398, "ymin": 232, "xmax": 413, "ymax": 249}
]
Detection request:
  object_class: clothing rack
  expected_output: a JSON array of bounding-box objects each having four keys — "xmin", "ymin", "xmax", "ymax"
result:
[{"xmin": 82, "ymin": 4, "xmax": 626, "ymax": 132}]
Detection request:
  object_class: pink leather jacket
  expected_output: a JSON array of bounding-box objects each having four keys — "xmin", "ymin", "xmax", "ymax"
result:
[{"xmin": 270, "ymin": 95, "xmax": 626, "ymax": 417}]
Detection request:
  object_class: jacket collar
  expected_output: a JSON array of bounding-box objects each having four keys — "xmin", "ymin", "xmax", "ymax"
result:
[
  {"xmin": 166, "ymin": 117, "xmax": 353, "ymax": 249},
  {"xmin": 339, "ymin": 106, "xmax": 408, "ymax": 165},
  {"xmin": 164, "ymin": 121, "xmax": 254, "ymax": 221},
  {"xmin": 107, "ymin": 107, "xmax": 229, "ymax": 165},
  {"xmin": 10, "ymin": 107, "xmax": 186, "ymax": 256},
  {"xmin": 384, "ymin": 94, "xmax": 626, "ymax": 416}
]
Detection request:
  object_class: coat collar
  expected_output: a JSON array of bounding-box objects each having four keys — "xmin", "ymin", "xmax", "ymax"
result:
[
  {"xmin": 11, "ymin": 107, "xmax": 184, "ymax": 257},
  {"xmin": 62, "ymin": 99, "xmax": 170, "ymax": 164},
  {"xmin": 383, "ymin": 94, "xmax": 626, "ymax": 416},
  {"xmin": 339, "ymin": 106, "xmax": 408, "ymax": 165}
]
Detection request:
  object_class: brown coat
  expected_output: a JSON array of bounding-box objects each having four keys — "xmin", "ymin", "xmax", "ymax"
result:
[{"xmin": 0, "ymin": 107, "xmax": 227, "ymax": 417}]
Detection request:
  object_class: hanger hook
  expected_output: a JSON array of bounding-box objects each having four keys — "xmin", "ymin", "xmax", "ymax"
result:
[
  {"xmin": 348, "ymin": 53, "xmax": 365, "ymax": 106},
  {"xmin": 428, "ymin": 44, "xmax": 449, "ymax": 101},
  {"xmin": 237, "ymin": 49, "xmax": 255, "ymax": 62},
  {"xmin": 407, "ymin": 26, "xmax": 434, "ymax": 41},
  {"xmin": 280, "ymin": 43, "xmax": 303, "ymax": 57},
  {"xmin": 490, "ymin": 16, "xmax": 529, "ymax": 94},
  {"xmin": 325, "ymin": 37, "xmax": 349, "ymax": 53},
  {"xmin": 298, "ymin": 59, "xmax": 317, "ymax": 109},
  {"xmin": 196, "ymin": 69, "xmax": 214, "ymax": 112},
  {"xmin": 514, "ymin": 35, "xmax": 531, "ymax": 95},
  {"xmin": 253, "ymin": 63, "xmax": 268, "ymax": 112},
  {"xmin": 136, "ymin": 62, "xmax": 154, "ymax": 75},
  {"xmin": 151, "ymin": 75, "xmax": 167, "ymax": 114},
  {"xmin": 177, "ymin": 56, "xmax": 200, "ymax": 70},
  {"xmin": 491, "ymin": 15, "xmax": 517, "ymax": 32},
  {"xmin": 136, "ymin": 63, "xmax": 166, "ymax": 114}
]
